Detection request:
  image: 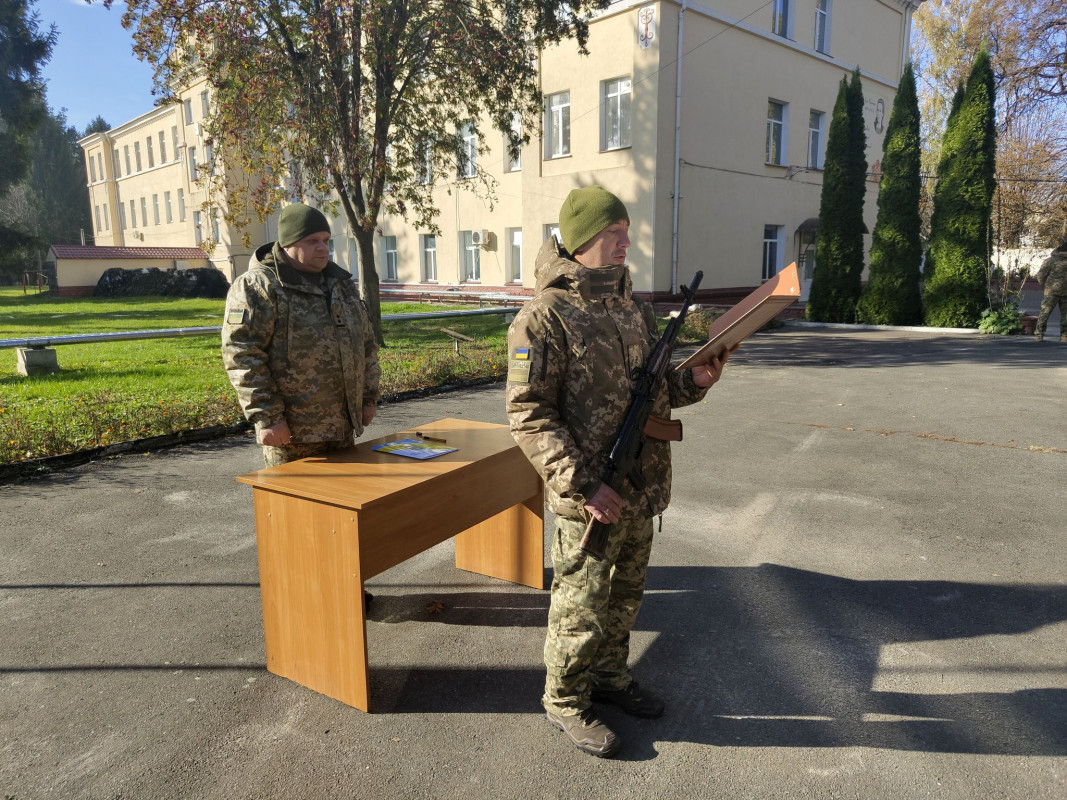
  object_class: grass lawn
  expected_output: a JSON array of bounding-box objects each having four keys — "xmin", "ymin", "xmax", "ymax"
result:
[{"xmin": 0, "ymin": 287, "xmax": 509, "ymax": 464}]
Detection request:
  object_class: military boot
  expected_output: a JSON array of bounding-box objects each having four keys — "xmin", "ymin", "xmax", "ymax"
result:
[
  {"xmin": 545, "ymin": 708, "xmax": 621, "ymax": 758},
  {"xmin": 592, "ymin": 680, "xmax": 665, "ymax": 718}
]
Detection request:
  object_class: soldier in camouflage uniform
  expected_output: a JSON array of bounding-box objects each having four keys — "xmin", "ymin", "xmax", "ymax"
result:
[
  {"xmin": 506, "ymin": 187, "xmax": 731, "ymax": 758},
  {"xmin": 1034, "ymin": 239, "xmax": 1067, "ymax": 342},
  {"xmin": 221, "ymin": 203, "xmax": 380, "ymax": 467}
]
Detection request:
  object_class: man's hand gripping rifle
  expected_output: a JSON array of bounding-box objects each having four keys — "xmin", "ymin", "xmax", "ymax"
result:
[{"xmin": 578, "ymin": 271, "xmax": 703, "ymax": 560}]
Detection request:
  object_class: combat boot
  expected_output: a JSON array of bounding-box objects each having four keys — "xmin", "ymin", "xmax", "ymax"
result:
[
  {"xmin": 592, "ymin": 680, "xmax": 665, "ymax": 718},
  {"xmin": 1035, "ymin": 332, "xmax": 1043, "ymax": 341},
  {"xmin": 545, "ymin": 707, "xmax": 621, "ymax": 758}
]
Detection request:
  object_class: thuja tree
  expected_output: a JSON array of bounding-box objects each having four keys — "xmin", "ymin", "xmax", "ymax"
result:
[
  {"xmin": 856, "ymin": 62, "xmax": 923, "ymax": 325},
  {"xmin": 923, "ymin": 48, "xmax": 997, "ymax": 327},
  {"xmin": 806, "ymin": 68, "xmax": 867, "ymax": 323},
  {"xmin": 109, "ymin": 0, "xmax": 610, "ymax": 343}
]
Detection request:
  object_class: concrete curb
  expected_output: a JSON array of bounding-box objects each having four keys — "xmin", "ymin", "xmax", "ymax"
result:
[{"xmin": 782, "ymin": 320, "xmax": 982, "ymax": 335}]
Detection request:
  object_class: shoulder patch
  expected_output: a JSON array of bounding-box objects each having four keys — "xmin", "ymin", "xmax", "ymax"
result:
[
  {"xmin": 226, "ymin": 308, "xmax": 247, "ymax": 325},
  {"xmin": 508, "ymin": 347, "xmax": 532, "ymax": 384}
]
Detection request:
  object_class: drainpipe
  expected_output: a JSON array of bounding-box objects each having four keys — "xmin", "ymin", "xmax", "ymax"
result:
[{"xmin": 671, "ymin": 1, "xmax": 688, "ymax": 295}]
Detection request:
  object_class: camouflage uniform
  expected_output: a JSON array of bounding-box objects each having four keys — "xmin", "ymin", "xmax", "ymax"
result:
[
  {"xmin": 506, "ymin": 237, "xmax": 709, "ymax": 715},
  {"xmin": 1035, "ymin": 251, "xmax": 1067, "ymax": 340},
  {"xmin": 221, "ymin": 241, "xmax": 380, "ymax": 466}
]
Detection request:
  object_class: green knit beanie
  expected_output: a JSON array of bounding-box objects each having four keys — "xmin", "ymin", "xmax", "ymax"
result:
[
  {"xmin": 558, "ymin": 186, "xmax": 629, "ymax": 254},
  {"xmin": 278, "ymin": 203, "xmax": 331, "ymax": 248}
]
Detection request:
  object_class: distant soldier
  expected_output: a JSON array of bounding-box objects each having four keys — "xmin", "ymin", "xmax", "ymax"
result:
[
  {"xmin": 1034, "ymin": 239, "xmax": 1067, "ymax": 342},
  {"xmin": 221, "ymin": 203, "xmax": 380, "ymax": 466},
  {"xmin": 505, "ymin": 186, "xmax": 731, "ymax": 758}
]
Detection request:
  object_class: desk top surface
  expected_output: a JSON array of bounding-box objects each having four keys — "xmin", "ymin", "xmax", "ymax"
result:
[{"xmin": 236, "ymin": 418, "xmax": 527, "ymax": 509}]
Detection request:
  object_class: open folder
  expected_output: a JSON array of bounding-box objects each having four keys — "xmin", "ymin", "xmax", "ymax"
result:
[{"xmin": 675, "ymin": 262, "xmax": 800, "ymax": 371}]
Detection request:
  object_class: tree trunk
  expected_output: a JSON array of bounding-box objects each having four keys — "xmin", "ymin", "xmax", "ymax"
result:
[{"xmin": 352, "ymin": 224, "xmax": 384, "ymax": 345}]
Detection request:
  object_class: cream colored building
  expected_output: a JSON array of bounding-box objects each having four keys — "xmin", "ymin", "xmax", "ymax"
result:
[{"xmin": 80, "ymin": 0, "xmax": 922, "ymax": 301}]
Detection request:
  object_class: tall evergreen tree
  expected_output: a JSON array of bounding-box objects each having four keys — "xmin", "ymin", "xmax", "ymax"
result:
[
  {"xmin": 856, "ymin": 62, "xmax": 924, "ymax": 325},
  {"xmin": 807, "ymin": 68, "xmax": 868, "ymax": 323},
  {"xmin": 923, "ymin": 49, "xmax": 997, "ymax": 327},
  {"xmin": 0, "ymin": 0, "xmax": 56, "ymax": 250}
]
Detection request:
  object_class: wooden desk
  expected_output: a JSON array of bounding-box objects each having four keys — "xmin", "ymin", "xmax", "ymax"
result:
[{"xmin": 236, "ymin": 418, "xmax": 544, "ymax": 711}]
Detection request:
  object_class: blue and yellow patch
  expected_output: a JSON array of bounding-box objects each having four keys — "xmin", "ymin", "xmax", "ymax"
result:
[{"xmin": 508, "ymin": 347, "xmax": 532, "ymax": 383}]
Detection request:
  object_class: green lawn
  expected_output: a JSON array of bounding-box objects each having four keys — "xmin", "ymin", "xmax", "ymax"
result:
[{"xmin": 0, "ymin": 288, "xmax": 509, "ymax": 464}]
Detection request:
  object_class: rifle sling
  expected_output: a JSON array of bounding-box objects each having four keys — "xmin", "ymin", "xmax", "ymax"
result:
[{"xmin": 643, "ymin": 415, "xmax": 682, "ymax": 442}]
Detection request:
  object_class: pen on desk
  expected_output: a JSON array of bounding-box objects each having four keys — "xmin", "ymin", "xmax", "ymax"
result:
[{"xmin": 416, "ymin": 432, "xmax": 448, "ymax": 443}]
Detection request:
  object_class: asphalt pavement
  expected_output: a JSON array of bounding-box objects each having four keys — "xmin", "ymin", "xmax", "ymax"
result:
[{"xmin": 2, "ymin": 326, "xmax": 1065, "ymax": 800}]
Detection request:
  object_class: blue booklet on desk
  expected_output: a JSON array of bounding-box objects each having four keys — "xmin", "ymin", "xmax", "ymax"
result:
[{"xmin": 371, "ymin": 438, "xmax": 458, "ymax": 460}]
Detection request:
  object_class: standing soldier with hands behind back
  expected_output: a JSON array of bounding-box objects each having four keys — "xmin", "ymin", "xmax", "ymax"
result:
[
  {"xmin": 506, "ymin": 186, "xmax": 732, "ymax": 758},
  {"xmin": 1034, "ymin": 238, "xmax": 1067, "ymax": 342},
  {"xmin": 221, "ymin": 202, "xmax": 380, "ymax": 467}
]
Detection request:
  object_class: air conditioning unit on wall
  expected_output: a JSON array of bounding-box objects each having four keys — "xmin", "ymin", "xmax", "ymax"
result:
[{"xmin": 471, "ymin": 229, "xmax": 491, "ymax": 247}]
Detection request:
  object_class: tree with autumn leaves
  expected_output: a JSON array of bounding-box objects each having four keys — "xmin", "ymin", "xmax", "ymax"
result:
[{"xmin": 107, "ymin": 0, "xmax": 611, "ymax": 342}]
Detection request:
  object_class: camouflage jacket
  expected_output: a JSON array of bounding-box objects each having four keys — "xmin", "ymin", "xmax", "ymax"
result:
[
  {"xmin": 221, "ymin": 242, "xmax": 380, "ymax": 444},
  {"xmin": 1036, "ymin": 252, "xmax": 1067, "ymax": 294},
  {"xmin": 505, "ymin": 237, "xmax": 709, "ymax": 521}
]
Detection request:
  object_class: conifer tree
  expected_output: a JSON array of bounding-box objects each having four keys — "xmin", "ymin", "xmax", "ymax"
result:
[
  {"xmin": 923, "ymin": 49, "xmax": 997, "ymax": 327},
  {"xmin": 856, "ymin": 62, "xmax": 923, "ymax": 325},
  {"xmin": 807, "ymin": 68, "xmax": 868, "ymax": 323}
]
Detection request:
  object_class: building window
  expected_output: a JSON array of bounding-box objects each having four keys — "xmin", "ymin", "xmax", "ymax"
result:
[
  {"xmin": 461, "ymin": 231, "xmax": 481, "ymax": 281},
  {"xmin": 458, "ymin": 122, "xmax": 477, "ymax": 178},
  {"xmin": 602, "ymin": 77, "xmax": 632, "ymax": 151},
  {"xmin": 88, "ymin": 157, "xmax": 97, "ymax": 183},
  {"xmin": 152, "ymin": 194, "xmax": 160, "ymax": 225},
  {"xmin": 94, "ymin": 205, "xmax": 101, "ymax": 231},
  {"xmin": 118, "ymin": 203, "xmax": 126, "ymax": 230},
  {"xmin": 124, "ymin": 145, "xmax": 132, "ymax": 175},
  {"xmin": 146, "ymin": 137, "xmax": 154, "ymax": 168},
  {"xmin": 200, "ymin": 90, "xmax": 210, "ymax": 118},
  {"xmin": 205, "ymin": 143, "xmax": 215, "ymax": 175},
  {"xmin": 348, "ymin": 239, "xmax": 360, "ymax": 280},
  {"xmin": 505, "ymin": 112, "xmax": 522, "ymax": 173},
  {"xmin": 140, "ymin": 197, "xmax": 148, "ymax": 227},
  {"xmin": 97, "ymin": 153, "xmax": 103, "ymax": 180},
  {"xmin": 102, "ymin": 203, "xmax": 109, "ymax": 231},
  {"xmin": 808, "ymin": 110, "xmax": 825, "ymax": 169},
  {"xmin": 159, "ymin": 131, "xmax": 167, "ymax": 163},
  {"xmin": 766, "ymin": 100, "xmax": 787, "ymax": 165},
  {"xmin": 212, "ymin": 212, "xmax": 220, "ymax": 242},
  {"xmin": 544, "ymin": 223, "xmax": 561, "ymax": 244},
  {"xmin": 164, "ymin": 191, "xmax": 173, "ymax": 223},
  {"xmin": 193, "ymin": 210, "xmax": 203, "ymax": 244},
  {"xmin": 422, "ymin": 234, "xmax": 437, "ymax": 281},
  {"xmin": 328, "ymin": 238, "xmax": 335, "ymax": 262},
  {"xmin": 545, "ymin": 91, "xmax": 570, "ymax": 159},
  {"xmin": 383, "ymin": 235, "xmax": 398, "ymax": 280},
  {"xmin": 188, "ymin": 147, "xmax": 198, "ymax": 181},
  {"xmin": 171, "ymin": 125, "xmax": 179, "ymax": 153},
  {"xmin": 415, "ymin": 140, "xmax": 432, "ymax": 185},
  {"xmin": 506, "ymin": 228, "xmax": 522, "ymax": 282},
  {"xmin": 771, "ymin": 0, "xmax": 792, "ymax": 38},
  {"xmin": 134, "ymin": 141, "xmax": 142, "ymax": 172},
  {"xmin": 763, "ymin": 225, "xmax": 784, "ymax": 280},
  {"xmin": 178, "ymin": 188, "xmax": 186, "ymax": 221},
  {"xmin": 129, "ymin": 199, "xmax": 137, "ymax": 228},
  {"xmin": 814, "ymin": 0, "xmax": 831, "ymax": 54},
  {"xmin": 183, "ymin": 98, "xmax": 193, "ymax": 125}
]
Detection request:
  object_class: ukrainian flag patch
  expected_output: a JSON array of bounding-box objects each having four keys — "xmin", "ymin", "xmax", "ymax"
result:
[
  {"xmin": 226, "ymin": 308, "xmax": 247, "ymax": 325},
  {"xmin": 508, "ymin": 347, "xmax": 532, "ymax": 383}
]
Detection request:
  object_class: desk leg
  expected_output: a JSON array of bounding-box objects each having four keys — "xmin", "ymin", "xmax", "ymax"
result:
[
  {"xmin": 454, "ymin": 490, "xmax": 544, "ymax": 589},
  {"xmin": 253, "ymin": 489, "xmax": 372, "ymax": 711}
]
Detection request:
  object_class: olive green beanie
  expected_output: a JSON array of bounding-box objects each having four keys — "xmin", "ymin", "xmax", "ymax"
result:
[
  {"xmin": 278, "ymin": 203, "xmax": 331, "ymax": 248},
  {"xmin": 558, "ymin": 186, "xmax": 629, "ymax": 254}
]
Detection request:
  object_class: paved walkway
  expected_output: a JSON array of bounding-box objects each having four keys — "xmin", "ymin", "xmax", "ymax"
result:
[{"xmin": 2, "ymin": 328, "xmax": 1065, "ymax": 799}]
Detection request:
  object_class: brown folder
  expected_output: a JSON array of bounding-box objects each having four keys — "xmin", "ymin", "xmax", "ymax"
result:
[{"xmin": 675, "ymin": 262, "xmax": 800, "ymax": 370}]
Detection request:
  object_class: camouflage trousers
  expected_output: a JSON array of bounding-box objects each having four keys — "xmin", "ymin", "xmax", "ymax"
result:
[
  {"xmin": 261, "ymin": 438, "xmax": 351, "ymax": 468},
  {"xmin": 542, "ymin": 514, "xmax": 654, "ymax": 715},
  {"xmin": 1036, "ymin": 291, "xmax": 1066, "ymax": 336}
]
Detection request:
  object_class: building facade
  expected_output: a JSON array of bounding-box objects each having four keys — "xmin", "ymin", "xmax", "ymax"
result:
[{"xmin": 79, "ymin": 0, "xmax": 922, "ymax": 301}]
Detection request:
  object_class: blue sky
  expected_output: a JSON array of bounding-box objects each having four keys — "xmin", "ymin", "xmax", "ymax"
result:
[{"xmin": 38, "ymin": 0, "xmax": 158, "ymax": 134}]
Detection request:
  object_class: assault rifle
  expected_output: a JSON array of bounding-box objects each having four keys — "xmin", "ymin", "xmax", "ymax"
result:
[{"xmin": 578, "ymin": 271, "xmax": 703, "ymax": 560}]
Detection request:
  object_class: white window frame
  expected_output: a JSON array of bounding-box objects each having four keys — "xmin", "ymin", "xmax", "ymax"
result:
[
  {"xmin": 762, "ymin": 225, "xmax": 785, "ymax": 280},
  {"xmin": 171, "ymin": 125, "xmax": 179, "ymax": 154},
  {"xmin": 183, "ymin": 98, "xmax": 193, "ymax": 125},
  {"xmin": 152, "ymin": 194, "xmax": 160, "ymax": 225},
  {"xmin": 422, "ymin": 234, "xmax": 438, "ymax": 281},
  {"xmin": 415, "ymin": 140, "xmax": 433, "ymax": 185},
  {"xmin": 808, "ymin": 110, "xmax": 825, "ymax": 169},
  {"xmin": 158, "ymin": 131, "xmax": 167, "ymax": 163},
  {"xmin": 506, "ymin": 228, "xmax": 523, "ymax": 282},
  {"xmin": 814, "ymin": 0, "xmax": 831, "ymax": 54},
  {"xmin": 188, "ymin": 146, "xmax": 198, "ymax": 181},
  {"xmin": 178, "ymin": 188, "xmax": 186, "ymax": 222},
  {"xmin": 94, "ymin": 205, "xmax": 101, "ymax": 231},
  {"xmin": 383, "ymin": 235, "xmax": 398, "ymax": 281},
  {"xmin": 124, "ymin": 145, "xmax": 131, "ymax": 175},
  {"xmin": 212, "ymin": 212, "xmax": 221, "ymax": 242},
  {"xmin": 140, "ymin": 197, "xmax": 148, "ymax": 228},
  {"xmin": 200, "ymin": 90, "xmax": 210, "ymax": 118},
  {"xmin": 771, "ymin": 0, "xmax": 794, "ymax": 39},
  {"xmin": 118, "ymin": 203, "xmax": 126, "ymax": 230},
  {"xmin": 146, "ymin": 136, "xmax": 154, "ymax": 168},
  {"xmin": 89, "ymin": 157, "xmax": 97, "ymax": 183},
  {"xmin": 458, "ymin": 123, "xmax": 477, "ymax": 179},
  {"xmin": 601, "ymin": 76, "xmax": 632, "ymax": 151},
  {"xmin": 102, "ymin": 203, "xmax": 109, "ymax": 231},
  {"xmin": 164, "ymin": 191, "xmax": 173, "ymax": 223},
  {"xmin": 505, "ymin": 112, "xmax": 522, "ymax": 173},
  {"xmin": 545, "ymin": 91, "xmax": 570, "ymax": 159},
  {"xmin": 193, "ymin": 210, "xmax": 203, "ymax": 245},
  {"xmin": 129, "ymin": 199, "xmax": 137, "ymax": 229},
  {"xmin": 461, "ymin": 231, "xmax": 481, "ymax": 281},
  {"xmin": 134, "ymin": 141, "xmax": 142, "ymax": 172},
  {"xmin": 113, "ymin": 150, "xmax": 121, "ymax": 178},
  {"xmin": 544, "ymin": 223, "xmax": 561, "ymax": 245},
  {"xmin": 766, "ymin": 100, "xmax": 788, "ymax": 166}
]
